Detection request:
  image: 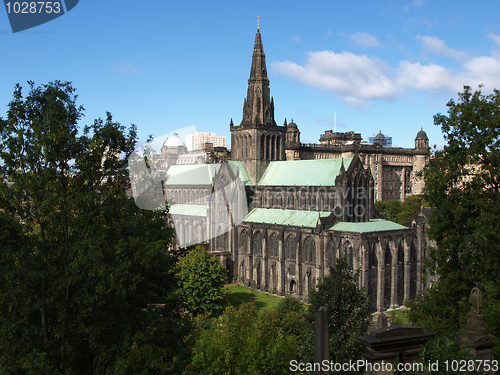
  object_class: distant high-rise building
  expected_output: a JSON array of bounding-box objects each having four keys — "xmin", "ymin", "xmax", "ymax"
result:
[{"xmin": 186, "ymin": 132, "xmax": 226, "ymax": 151}]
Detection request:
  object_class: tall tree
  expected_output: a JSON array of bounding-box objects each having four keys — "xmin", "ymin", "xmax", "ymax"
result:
[
  {"xmin": 408, "ymin": 86, "xmax": 500, "ymax": 336},
  {"xmin": 0, "ymin": 81, "xmax": 190, "ymax": 373},
  {"xmin": 374, "ymin": 195, "xmax": 424, "ymax": 225},
  {"xmin": 307, "ymin": 257, "xmax": 371, "ymax": 365},
  {"xmin": 188, "ymin": 298, "xmax": 308, "ymax": 375},
  {"xmin": 176, "ymin": 246, "xmax": 228, "ymax": 317}
]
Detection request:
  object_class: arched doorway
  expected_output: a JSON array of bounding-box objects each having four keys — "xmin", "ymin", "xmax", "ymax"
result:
[{"xmin": 290, "ymin": 280, "xmax": 297, "ymax": 295}]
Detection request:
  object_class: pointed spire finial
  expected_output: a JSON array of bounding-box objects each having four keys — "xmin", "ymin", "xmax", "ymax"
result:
[{"xmin": 257, "ymin": 15, "xmax": 260, "ymax": 30}]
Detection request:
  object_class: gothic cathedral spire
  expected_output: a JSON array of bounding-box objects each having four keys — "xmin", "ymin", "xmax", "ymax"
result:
[
  {"xmin": 231, "ymin": 26, "xmax": 286, "ymax": 185},
  {"xmin": 240, "ymin": 27, "xmax": 276, "ymax": 126}
]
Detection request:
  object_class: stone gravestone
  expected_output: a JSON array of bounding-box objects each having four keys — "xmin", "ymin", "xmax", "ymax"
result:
[{"xmin": 358, "ymin": 317, "xmax": 434, "ymax": 375}]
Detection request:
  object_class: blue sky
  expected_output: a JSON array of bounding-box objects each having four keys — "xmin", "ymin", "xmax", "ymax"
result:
[{"xmin": 1, "ymin": 1, "xmax": 500, "ymax": 149}]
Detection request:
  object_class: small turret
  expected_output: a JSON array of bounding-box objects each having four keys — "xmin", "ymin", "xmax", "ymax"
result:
[
  {"xmin": 285, "ymin": 118, "xmax": 300, "ymax": 147},
  {"xmin": 412, "ymin": 128, "xmax": 429, "ymax": 195},
  {"xmin": 415, "ymin": 128, "xmax": 429, "ymax": 154}
]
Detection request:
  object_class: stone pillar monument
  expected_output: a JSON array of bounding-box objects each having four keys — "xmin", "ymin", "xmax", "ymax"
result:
[
  {"xmin": 456, "ymin": 287, "xmax": 498, "ymax": 374},
  {"xmin": 314, "ymin": 306, "xmax": 330, "ymax": 375}
]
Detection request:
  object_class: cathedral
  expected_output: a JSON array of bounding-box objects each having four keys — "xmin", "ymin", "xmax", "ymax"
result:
[{"xmin": 161, "ymin": 27, "xmax": 430, "ymax": 311}]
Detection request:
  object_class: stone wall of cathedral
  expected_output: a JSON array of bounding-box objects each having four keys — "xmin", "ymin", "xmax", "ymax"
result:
[{"xmin": 232, "ymin": 224, "xmax": 421, "ymax": 311}]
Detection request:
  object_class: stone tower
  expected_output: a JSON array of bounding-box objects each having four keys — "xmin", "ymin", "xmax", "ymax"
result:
[
  {"xmin": 285, "ymin": 119, "xmax": 301, "ymax": 160},
  {"xmin": 230, "ymin": 26, "xmax": 286, "ymax": 184},
  {"xmin": 412, "ymin": 128, "xmax": 429, "ymax": 195}
]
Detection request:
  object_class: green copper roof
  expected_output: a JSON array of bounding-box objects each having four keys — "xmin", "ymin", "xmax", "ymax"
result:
[
  {"xmin": 165, "ymin": 162, "xmax": 252, "ymax": 186},
  {"xmin": 258, "ymin": 158, "xmax": 353, "ymax": 186},
  {"xmin": 330, "ymin": 219, "xmax": 407, "ymax": 233},
  {"xmin": 244, "ymin": 208, "xmax": 331, "ymax": 227},
  {"xmin": 228, "ymin": 160, "xmax": 253, "ymax": 186},
  {"xmin": 165, "ymin": 164, "xmax": 220, "ymax": 186},
  {"xmin": 168, "ymin": 204, "xmax": 207, "ymax": 217}
]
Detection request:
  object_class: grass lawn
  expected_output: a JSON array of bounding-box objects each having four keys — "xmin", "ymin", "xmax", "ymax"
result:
[
  {"xmin": 385, "ymin": 308, "xmax": 411, "ymax": 325},
  {"xmin": 225, "ymin": 283, "xmax": 284, "ymax": 311}
]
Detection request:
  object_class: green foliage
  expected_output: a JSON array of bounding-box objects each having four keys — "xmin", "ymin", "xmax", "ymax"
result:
[
  {"xmin": 176, "ymin": 246, "xmax": 228, "ymax": 317},
  {"xmin": 408, "ymin": 86, "xmax": 500, "ymax": 335},
  {"xmin": 275, "ymin": 296, "xmax": 311, "ymax": 342},
  {"xmin": 374, "ymin": 199, "xmax": 402, "ymax": 222},
  {"xmin": 307, "ymin": 257, "xmax": 371, "ymax": 365},
  {"xmin": 187, "ymin": 299, "xmax": 308, "ymax": 375},
  {"xmin": 187, "ymin": 303, "xmax": 257, "ymax": 375},
  {"xmin": 275, "ymin": 296, "xmax": 307, "ymax": 318},
  {"xmin": 0, "ymin": 81, "xmax": 190, "ymax": 373},
  {"xmin": 482, "ymin": 283, "xmax": 500, "ymax": 358},
  {"xmin": 374, "ymin": 195, "xmax": 424, "ymax": 224},
  {"xmin": 420, "ymin": 335, "xmax": 477, "ymax": 375},
  {"xmin": 407, "ymin": 281, "xmax": 469, "ymax": 335},
  {"xmin": 398, "ymin": 194, "xmax": 426, "ymax": 224},
  {"xmin": 108, "ymin": 305, "xmax": 193, "ymax": 375}
]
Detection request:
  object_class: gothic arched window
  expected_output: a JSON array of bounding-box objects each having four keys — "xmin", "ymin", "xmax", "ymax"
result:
[
  {"xmin": 285, "ymin": 235, "xmax": 296, "ymax": 260},
  {"xmin": 270, "ymin": 234, "xmax": 279, "ymax": 258},
  {"xmin": 304, "ymin": 237, "xmax": 316, "ymax": 264},
  {"xmin": 327, "ymin": 240, "xmax": 335, "ymax": 266},
  {"xmin": 254, "ymin": 231, "xmax": 263, "ymax": 256},
  {"xmin": 345, "ymin": 241, "xmax": 353, "ymax": 267},
  {"xmin": 239, "ymin": 230, "xmax": 248, "ymax": 254}
]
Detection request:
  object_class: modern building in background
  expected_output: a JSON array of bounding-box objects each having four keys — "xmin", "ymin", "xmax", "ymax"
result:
[{"xmin": 186, "ymin": 132, "xmax": 226, "ymax": 151}]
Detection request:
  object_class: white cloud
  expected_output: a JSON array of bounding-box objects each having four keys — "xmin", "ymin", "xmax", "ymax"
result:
[
  {"xmin": 461, "ymin": 52, "xmax": 500, "ymax": 87},
  {"xmin": 272, "ymin": 34, "xmax": 500, "ymax": 108},
  {"xmin": 109, "ymin": 61, "xmax": 141, "ymax": 75},
  {"xmin": 488, "ymin": 33, "xmax": 500, "ymax": 46},
  {"xmin": 272, "ymin": 51, "xmax": 398, "ymax": 108},
  {"xmin": 397, "ymin": 60, "xmax": 457, "ymax": 92},
  {"xmin": 350, "ymin": 32, "xmax": 381, "ymax": 48},
  {"xmin": 416, "ymin": 35, "xmax": 467, "ymax": 60},
  {"xmin": 403, "ymin": 0, "xmax": 424, "ymax": 10}
]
